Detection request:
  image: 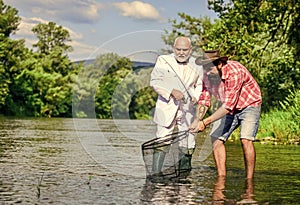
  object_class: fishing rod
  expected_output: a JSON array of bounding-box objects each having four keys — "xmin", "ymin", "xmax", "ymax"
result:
[{"xmin": 160, "ymin": 56, "xmax": 193, "ymax": 103}]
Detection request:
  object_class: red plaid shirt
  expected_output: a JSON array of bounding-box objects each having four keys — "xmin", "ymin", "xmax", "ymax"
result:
[{"xmin": 198, "ymin": 61, "xmax": 262, "ymax": 112}]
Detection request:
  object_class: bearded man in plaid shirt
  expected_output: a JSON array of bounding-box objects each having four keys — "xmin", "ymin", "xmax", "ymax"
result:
[{"xmin": 190, "ymin": 50, "xmax": 262, "ymax": 179}]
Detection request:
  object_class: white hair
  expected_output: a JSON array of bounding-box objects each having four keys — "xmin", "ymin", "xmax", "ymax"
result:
[{"xmin": 173, "ymin": 36, "xmax": 191, "ymax": 47}]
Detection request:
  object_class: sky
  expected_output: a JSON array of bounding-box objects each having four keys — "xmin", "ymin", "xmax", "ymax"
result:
[{"xmin": 4, "ymin": 0, "xmax": 218, "ymax": 62}]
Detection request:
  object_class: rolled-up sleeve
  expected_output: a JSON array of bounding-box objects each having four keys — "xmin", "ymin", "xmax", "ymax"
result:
[{"xmin": 198, "ymin": 81, "xmax": 211, "ymax": 107}]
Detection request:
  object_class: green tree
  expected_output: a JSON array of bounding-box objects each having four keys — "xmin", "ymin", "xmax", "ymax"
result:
[
  {"xmin": 0, "ymin": 0, "xmax": 33, "ymax": 115},
  {"xmin": 32, "ymin": 22, "xmax": 72, "ymax": 55},
  {"xmin": 165, "ymin": 1, "xmax": 300, "ymax": 111},
  {"xmin": 207, "ymin": 0, "xmax": 300, "ymax": 110},
  {"xmin": 28, "ymin": 22, "xmax": 77, "ymax": 117},
  {"xmin": 0, "ymin": 0, "xmax": 20, "ymax": 37},
  {"xmin": 129, "ymin": 72, "xmax": 157, "ymax": 120},
  {"xmin": 95, "ymin": 54, "xmax": 132, "ymax": 119},
  {"xmin": 73, "ymin": 53, "xmax": 133, "ymax": 118},
  {"xmin": 0, "ymin": 1, "xmax": 78, "ymax": 117},
  {"xmin": 208, "ymin": 0, "xmax": 300, "ymax": 58},
  {"xmin": 3, "ymin": 50, "xmax": 38, "ymax": 116}
]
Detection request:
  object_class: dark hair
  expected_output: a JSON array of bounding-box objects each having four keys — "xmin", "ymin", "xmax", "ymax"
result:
[
  {"xmin": 212, "ymin": 60, "xmax": 219, "ymax": 66},
  {"xmin": 214, "ymin": 59, "xmax": 227, "ymax": 66}
]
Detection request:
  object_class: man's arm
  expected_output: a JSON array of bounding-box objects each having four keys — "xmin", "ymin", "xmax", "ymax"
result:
[
  {"xmin": 190, "ymin": 104, "xmax": 209, "ymax": 132},
  {"xmin": 150, "ymin": 56, "xmax": 173, "ymax": 100},
  {"xmin": 197, "ymin": 106, "xmax": 230, "ymax": 132},
  {"xmin": 197, "ymin": 104, "xmax": 209, "ymax": 120},
  {"xmin": 190, "ymin": 79, "xmax": 211, "ymax": 132}
]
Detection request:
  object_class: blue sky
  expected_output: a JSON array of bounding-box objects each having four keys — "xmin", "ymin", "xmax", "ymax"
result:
[{"xmin": 4, "ymin": 0, "xmax": 217, "ymax": 62}]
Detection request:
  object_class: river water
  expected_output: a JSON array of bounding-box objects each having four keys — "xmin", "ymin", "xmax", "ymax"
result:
[{"xmin": 0, "ymin": 117, "xmax": 299, "ymax": 204}]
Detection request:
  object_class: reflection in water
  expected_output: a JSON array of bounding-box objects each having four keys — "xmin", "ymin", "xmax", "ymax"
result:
[
  {"xmin": 246, "ymin": 179, "xmax": 254, "ymax": 198},
  {"xmin": 212, "ymin": 176, "xmax": 226, "ymax": 204},
  {"xmin": 212, "ymin": 176, "xmax": 258, "ymax": 205},
  {"xmin": 238, "ymin": 179, "xmax": 258, "ymax": 205},
  {"xmin": 140, "ymin": 179, "xmax": 198, "ymax": 204}
]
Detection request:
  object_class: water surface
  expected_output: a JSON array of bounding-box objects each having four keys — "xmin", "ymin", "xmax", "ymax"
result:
[{"xmin": 0, "ymin": 117, "xmax": 299, "ymax": 204}]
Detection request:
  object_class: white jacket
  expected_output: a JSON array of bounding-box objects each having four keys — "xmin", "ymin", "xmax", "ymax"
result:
[{"xmin": 150, "ymin": 54, "xmax": 203, "ymax": 127}]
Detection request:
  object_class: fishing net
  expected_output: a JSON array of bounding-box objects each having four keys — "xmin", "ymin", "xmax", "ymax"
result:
[{"xmin": 141, "ymin": 130, "xmax": 192, "ymax": 181}]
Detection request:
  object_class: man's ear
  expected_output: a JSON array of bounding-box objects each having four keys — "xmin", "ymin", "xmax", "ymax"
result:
[{"xmin": 218, "ymin": 61, "xmax": 223, "ymax": 68}]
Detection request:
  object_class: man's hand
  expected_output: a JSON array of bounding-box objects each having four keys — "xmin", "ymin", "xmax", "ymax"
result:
[
  {"xmin": 197, "ymin": 120, "xmax": 206, "ymax": 132},
  {"xmin": 191, "ymin": 97, "xmax": 197, "ymax": 105},
  {"xmin": 189, "ymin": 119, "xmax": 200, "ymax": 132},
  {"xmin": 171, "ymin": 89, "xmax": 184, "ymax": 101},
  {"xmin": 190, "ymin": 120, "xmax": 206, "ymax": 133}
]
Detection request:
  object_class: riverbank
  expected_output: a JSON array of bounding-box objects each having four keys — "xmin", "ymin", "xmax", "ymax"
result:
[{"xmin": 228, "ymin": 107, "xmax": 300, "ymax": 145}]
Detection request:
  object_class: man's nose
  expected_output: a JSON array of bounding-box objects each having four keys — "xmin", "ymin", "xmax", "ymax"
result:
[{"xmin": 180, "ymin": 50, "xmax": 186, "ymax": 55}]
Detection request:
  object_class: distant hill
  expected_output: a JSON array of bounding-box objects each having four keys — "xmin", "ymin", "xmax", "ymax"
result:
[
  {"xmin": 132, "ymin": 61, "xmax": 155, "ymax": 68},
  {"xmin": 73, "ymin": 59, "xmax": 155, "ymax": 68}
]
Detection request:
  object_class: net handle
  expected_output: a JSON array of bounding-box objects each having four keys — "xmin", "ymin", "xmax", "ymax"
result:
[{"xmin": 142, "ymin": 129, "xmax": 191, "ymax": 149}]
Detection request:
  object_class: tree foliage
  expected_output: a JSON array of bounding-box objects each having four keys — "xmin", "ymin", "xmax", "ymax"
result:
[
  {"xmin": 0, "ymin": 1, "xmax": 78, "ymax": 117},
  {"xmin": 0, "ymin": 1, "xmax": 30, "ymax": 114},
  {"xmin": 165, "ymin": 0, "xmax": 300, "ymax": 111},
  {"xmin": 0, "ymin": 0, "xmax": 20, "ymax": 37},
  {"xmin": 32, "ymin": 22, "xmax": 72, "ymax": 55},
  {"xmin": 129, "ymin": 69, "xmax": 157, "ymax": 119},
  {"xmin": 72, "ymin": 53, "xmax": 127, "ymax": 118},
  {"xmin": 95, "ymin": 54, "xmax": 133, "ymax": 119}
]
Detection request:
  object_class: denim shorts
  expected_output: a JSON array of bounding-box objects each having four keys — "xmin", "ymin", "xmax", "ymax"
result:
[{"xmin": 210, "ymin": 106, "xmax": 261, "ymax": 142}]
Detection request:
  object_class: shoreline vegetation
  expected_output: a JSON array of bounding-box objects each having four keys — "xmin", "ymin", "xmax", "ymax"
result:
[{"xmin": 230, "ymin": 93, "xmax": 300, "ymax": 145}]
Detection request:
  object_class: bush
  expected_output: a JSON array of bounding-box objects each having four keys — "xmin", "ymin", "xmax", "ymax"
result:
[{"xmin": 230, "ymin": 90, "xmax": 300, "ymax": 145}]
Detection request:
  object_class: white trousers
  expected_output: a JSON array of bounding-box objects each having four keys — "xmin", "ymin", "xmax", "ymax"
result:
[{"xmin": 155, "ymin": 107, "xmax": 196, "ymax": 149}]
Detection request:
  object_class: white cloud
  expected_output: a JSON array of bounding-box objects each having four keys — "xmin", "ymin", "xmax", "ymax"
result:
[
  {"xmin": 55, "ymin": 1, "xmax": 104, "ymax": 24},
  {"xmin": 15, "ymin": 16, "xmax": 83, "ymax": 40},
  {"xmin": 113, "ymin": 1, "xmax": 164, "ymax": 22},
  {"xmin": 4, "ymin": 0, "xmax": 168, "ymax": 61},
  {"xmin": 4, "ymin": 0, "xmax": 104, "ymax": 24},
  {"xmin": 15, "ymin": 17, "xmax": 45, "ymax": 37},
  {"xmin": 10, "ymin": 16, "xmax": 87, "ymax": 60},
  {"xmin": 68, "ymin": 40, "xmax": 98, "ymax": 61}
]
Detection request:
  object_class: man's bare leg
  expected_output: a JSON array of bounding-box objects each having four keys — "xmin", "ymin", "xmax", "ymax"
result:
[
  {"xmin": 213, "ymin": 139, "xmax": 226, "ymax": 176},
  {"xmin": 241, "ymin": 139, "xmax": 256, "ymax": 179}
]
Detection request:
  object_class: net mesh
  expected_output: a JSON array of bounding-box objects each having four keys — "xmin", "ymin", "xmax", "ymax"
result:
[{"xmin": 141, "ymin": 130, "xmax": 191, "ymax": 181}]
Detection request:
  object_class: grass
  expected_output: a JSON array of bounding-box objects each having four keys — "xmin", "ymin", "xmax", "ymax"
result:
[
  {"xmin": 36, "ymin": 173, "xmax": 44, "ymax": 199},
  {"xmin": 230, "ymin": 90, "xmax": 300, "ymax": 145},
  {"xmin": 229, "ymin": 110, "xmax": 299, "ymax": 145}
]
